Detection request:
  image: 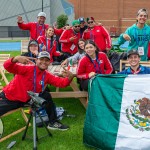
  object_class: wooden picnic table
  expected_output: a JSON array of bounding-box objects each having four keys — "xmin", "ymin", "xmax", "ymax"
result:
[{"xmin": 48, "ymin": 64, "xmax": 87, "ymax": 108}]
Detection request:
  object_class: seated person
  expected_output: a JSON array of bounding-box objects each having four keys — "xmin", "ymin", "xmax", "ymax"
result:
[
  {"xmin": 77, "ymin": 40, "xmax": 113, "ymax": 91},
  {"xmin": 21, "ymin": 40, "xmax": 39, "ymax": 63},
  {"xmin": 118, "ymin": 49, "xmax": 150, "ymax": 74},
  {"xmin": 61, "ymin": 38, "xmax": 85, "ymax": 66},
  {"xmin": 0, "ymin": 51, "xmax": 74, "ymax": 130}
]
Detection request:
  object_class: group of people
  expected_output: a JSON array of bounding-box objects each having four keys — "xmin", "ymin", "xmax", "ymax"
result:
[{"xmin": 0, "ymin": 8, "xmax": 150, "ymax": 131}]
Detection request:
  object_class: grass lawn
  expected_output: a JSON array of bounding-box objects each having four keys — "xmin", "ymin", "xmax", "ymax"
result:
[{"xmin": 0, "ymin": 51, "xmax": 94, "ymax": 150}]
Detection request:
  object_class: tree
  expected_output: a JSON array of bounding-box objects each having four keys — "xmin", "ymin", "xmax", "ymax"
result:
[
  {"xmin": 146, "ymin": 19, "xmax": 150, "ymax": 26},
  {"xmin": 56, "ymin": 14, "xmax": 68, "ymax": 29}
]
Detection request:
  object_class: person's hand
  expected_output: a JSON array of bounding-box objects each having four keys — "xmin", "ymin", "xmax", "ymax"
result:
[
  {"xmin": 12, "ymin": 56, "xmax": 36, "ymax": 65},
  {"xmin": 84, "ymin": 29, "xmax": 89, "ymax": 33},
  {"xmin": 106, "ymin": 47, "xmax": 111, "ymax": 52},
  {"xmin": 95, "ymin": 22, "xmax": 102, "ymax": 26},
  {"xmin": 69, "ymin": 36, "xmax": 77, "ymax": 42},
  {"xmin": 123, "ymin": 34, "xmax": 131, "ymax": 41},
  {"xmin": 88, "ymin": 72, "xmax": 96, "ymax": 78},
  {"xmin": 61, "ymin": 59, "xmax": 68, "ymax": 67},
  {"xmin": 42, "ymin": 45, "xmax": 46, "ymax": 51},
  {"xmin": 17, "ymin": 16, "xmax": 23, "ymax": 23},
  {"xmin": 62, "ymin": 67, "xmax": 74, "ymax": 80},
  {"xmin": 64, "ymin": 25, "xmax": 71, "ymax": 30},
  {"xmin": 32, "ymin": 50, "xmax": 38, "ymax": 56}
]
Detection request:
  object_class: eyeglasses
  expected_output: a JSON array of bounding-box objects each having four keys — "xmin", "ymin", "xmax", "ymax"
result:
[
  {"xmin": 88, "ymin": 21, "xmax": 94, "ymax": 24},
  {"xmin": 74, "ymin": 25, "xmax": 80, "ymax": 28}
]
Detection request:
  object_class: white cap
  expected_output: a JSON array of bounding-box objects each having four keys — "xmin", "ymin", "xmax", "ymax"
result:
[{"xmin": 37, "ymin": 12, "xmax": 46, "ymax": 18}]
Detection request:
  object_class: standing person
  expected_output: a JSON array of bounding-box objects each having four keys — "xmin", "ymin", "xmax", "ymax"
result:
[
  {"xmin": 82, "ymin": 17, "xmax": 112, "ymax": 53},
  {"xmin": 78, "ymin": 17, "xmax": 88, "ymax": 37},
  {"xmin": 0, "ymin": 51, "xmax": 74, "ymax": 130},
  {"xmin": 77, "ymin": 40, "xmax": 113, "ymax": 91},
  {"xmin": 118, "ymin": 49, "xmax": 150, "ymax": 74},
  {"xmin": 61, "ymin": 38, "xmax": 85, "ymax": 66},
  {"xmin": 37, "ymin": 26, "xmax": 62, "ymax": 63},
  {"xmin": 59, "ymin": 20, "xmax": 81, "ymax": 60},
  {"xmin": 118, "ymin": 8, "xmax": 150, "ymax": 61},
  {"xmin": 21, "ymin": 40, "xmax": 39, "ymax": 63},
  {"xmin": 17, "ymin": 12, "xmax": 49, "ymax": 40}
]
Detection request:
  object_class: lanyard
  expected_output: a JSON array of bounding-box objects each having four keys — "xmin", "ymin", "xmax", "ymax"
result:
[
  {"xmin": 130, "ymin": 66, "xmax": 141, "ymax": 74},
  {"xmin": 36, "ymin": 23, "xmax": 45, "ymax": 37},
  {"xmin": 90, "ymin": 29, "xmax": 94, "ymax": 41},
  {"xmin": 33, "ymin": 67, "xmax": 46, "ymax": 92},
  {"xmin": 134, "ymin": 27, "xmax": 146, "ymax": 46},
  {"xmin": 46, "ymin": 38, "xmax": 53, "ymax": 53},
  {"xmin": 86, "ymin": 54, "xmax": 101, "ymax": 73}
]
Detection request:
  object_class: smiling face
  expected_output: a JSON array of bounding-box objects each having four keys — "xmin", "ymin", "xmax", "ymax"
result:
[
  {"xmin": 78, "ymin": 40, "xmax": 85, "ymax": 50},
  {"xmin": 29, "ymin": 44, "xmax": 39, "ymax": 55},
  {"xmin": 85, "ymin": 43, "xmax": 96, "ymax": 59},
  {"xmin": 87, "ymin": 19, "xmax": 95, "ymax": 28},
  {"xmin": 136, "ymin": 11, "xmax": 148, "ymax": 25},
  {"xmin": 37, "ymin": 16, "xmax": 46, "ymax": 25},
  {"xmin": 73, "ymin": 24, "xmax": 80, "ymax": 32},
  {"xmin": 46, "ymin": 27, "xmax": 54, "ymax": 38},
  {"xmin": 128, "ymin": 54, "xmax": 140, "ymax": 68},
  {"xmin": 36, "ymin": 57, "xmax": 50, "ymax": 71}
]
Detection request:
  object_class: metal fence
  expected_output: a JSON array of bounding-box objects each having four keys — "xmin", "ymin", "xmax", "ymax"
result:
[{"xmin": 0, "ymin": 31, "xmax": 29, "ymax": 39}]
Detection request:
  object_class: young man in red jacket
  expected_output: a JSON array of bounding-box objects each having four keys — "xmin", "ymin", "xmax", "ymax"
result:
[
  {"xmin": 17, "ymin": 12, "xmax": 49, "ymax": 40},
  {"xmin": 82, "ymin": 17, "xmax": 112, "ymax": 53},
  {"xmin": 0, "ymin": 51, "xmax": 74, "ymax": 130},
  {"xmin": 59, "ymin": 20, "xmax": 81, "ymax": 59}
]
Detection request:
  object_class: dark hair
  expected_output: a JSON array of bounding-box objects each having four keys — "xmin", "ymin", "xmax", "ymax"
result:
[
  {"xmin": 78, "ymin": 38, "xmax": 85, "ymax": 54},
  {"xmin": 28, "ymin": 40, "xmax": 39, "ymax": 52},
  {"xmin": 137, "ymin": 8, "xmax": 148, "ymax": 17},
  {"xmin": 84, "ymin": 40, "xmax": 100, "ymax": 54}
]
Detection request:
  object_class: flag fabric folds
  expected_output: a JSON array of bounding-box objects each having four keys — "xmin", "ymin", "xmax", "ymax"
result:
[{"xmin": 83, "ymin": 74, "xmax": 150, "ymax": 150}]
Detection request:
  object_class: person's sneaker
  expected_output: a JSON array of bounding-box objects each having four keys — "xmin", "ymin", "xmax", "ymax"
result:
[{"xmin": 47, "ymin": 121, "xmax": 69, "ymax": 131}]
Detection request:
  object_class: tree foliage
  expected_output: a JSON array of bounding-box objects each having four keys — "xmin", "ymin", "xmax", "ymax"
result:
[
  {"xmin": 146, "ymin": 19, "xmax": 150, "ymax": 26},
  {"xmin": 56, "ymin": 14, "xmax": 68, "ymax": 29}
]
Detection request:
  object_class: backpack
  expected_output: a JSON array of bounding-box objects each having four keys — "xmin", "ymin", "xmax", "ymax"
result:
[{"xmin": 36, "ymin": 107, "xmax": 65, "ymax": 127}]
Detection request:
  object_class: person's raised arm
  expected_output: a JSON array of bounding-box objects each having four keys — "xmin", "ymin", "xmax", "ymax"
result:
[{"xmin": 12, "ymin": 56, "xmax": 36, "ymax": 65}]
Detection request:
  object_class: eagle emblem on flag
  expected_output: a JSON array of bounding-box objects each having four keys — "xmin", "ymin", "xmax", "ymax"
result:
[{"xmin": 126, "ymin": 97, "xmax": 150, "ymax": 131}]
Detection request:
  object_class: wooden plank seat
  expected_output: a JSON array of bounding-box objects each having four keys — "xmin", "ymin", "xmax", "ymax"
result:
[
  {"xmin": 48, "ymin": 64, "xmax": 88, "ymax": 108},
  {"xmin": 21, "ymin": 40, "xmax": 29, "ymax": 54},
  {"xmin": 0, "ymin": 107, "xmax": 30, "ymax": 142},
  {"xmin": 120, "ymin": 60, "xmax": 150, "ymax": 72}
]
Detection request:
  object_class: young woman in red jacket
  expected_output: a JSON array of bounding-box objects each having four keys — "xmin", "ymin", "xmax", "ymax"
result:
[
  {"xmin": 77, "ymin": 40, "xmax": 113, "ymax": 91},
  {"xmin": 37, "ymin": 26, "xmax": 62, "ymax": 63}
]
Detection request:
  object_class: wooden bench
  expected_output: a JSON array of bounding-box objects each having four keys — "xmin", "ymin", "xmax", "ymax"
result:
[
  {"xmin": 21, "ymin": 40, "xmax": 29, "ymax": 54},
  {"xmin": 48, "ymin": 65, "xmax": 88, "ymax": 108},
  {"xmin": 0, "ymin": 108, "xmax": 29, "ymax": 142},
  {"xmin": 120, "ymin": 60, "xmax": 150, "ymax": 71}
]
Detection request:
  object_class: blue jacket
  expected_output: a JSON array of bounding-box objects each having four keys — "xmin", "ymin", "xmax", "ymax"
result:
[{"xmin": 118, "ymin": 65, "xmax": 150, "ymax": 75}]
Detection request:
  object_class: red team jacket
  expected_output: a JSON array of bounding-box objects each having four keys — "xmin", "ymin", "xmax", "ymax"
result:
[
  {"xmin": 37, "ymin": 36, "xmax": 61, "ymax": 62},
  {"xmin": 77, "ymin": 52, "xmax": 113, "ymax": 79},
  {"xmin": 59, "ymin": 28, "xmax": 81, "ymax": 55},
  {"xmin": 18, "ymin": 22, "xmax": 49, "ymax": 40},
  {"xmin": 3, "ymin": 58, "xmax": 71, "ymax": 102},
  {"xmin": 82, "ymin": 26, "xmax": 111, "ymax": 51}
]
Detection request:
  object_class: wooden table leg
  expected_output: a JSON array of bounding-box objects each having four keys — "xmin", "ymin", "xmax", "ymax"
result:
[{"xmin": 70, "ymin": 81, "xmax": 87, "ymax": 108}]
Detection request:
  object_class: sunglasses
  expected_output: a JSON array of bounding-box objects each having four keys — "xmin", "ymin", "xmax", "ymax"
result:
[
  {"xmin": 88, "ymin": 21, "xmax": 94, "ymax": 24},
  {"xmin": 74, "ymin": 25, "xmax": 80, "ymax": 28}
]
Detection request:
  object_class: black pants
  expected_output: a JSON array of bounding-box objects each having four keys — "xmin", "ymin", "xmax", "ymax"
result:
[
  {"xmin": 80, "ymin": 79, "xmax": 89, "ymax": 91},
  {"xmin": 0, "ymin": 91, "xmax": 57, "ymax": 124}
]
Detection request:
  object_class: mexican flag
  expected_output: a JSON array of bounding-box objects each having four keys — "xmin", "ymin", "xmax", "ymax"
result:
[{"xmin": 84, "ymin": 74, "xmax": 150, "ymax": 150}]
